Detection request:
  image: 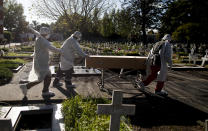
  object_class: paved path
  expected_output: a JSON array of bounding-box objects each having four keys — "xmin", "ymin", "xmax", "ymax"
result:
[{"xmin": 0, "ymin": 62, "xmax": 208, "ymax": 113}]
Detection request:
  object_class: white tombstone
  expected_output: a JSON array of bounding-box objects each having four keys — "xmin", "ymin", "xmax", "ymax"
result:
[
  {"xmin": 205, "ymin": 49, "xmax": 208, "ymax": 58},
  {"xmin": 189, "ymin": 47, "xmax": 197, "ymax": 65},
  {"xmin": 97, "ymin": 90, "xmax": 135, "ymax": 131},
  {"xmin": 201, "ymin": 49, "xmax": 208, "ymax": 67}
]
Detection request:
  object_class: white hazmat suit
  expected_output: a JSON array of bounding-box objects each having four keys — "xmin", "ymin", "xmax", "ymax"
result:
[
  {"xmin": 157, "ymin": 35, "xmax": 172, "ymax": 81},
  {"xmin": 28, "ymin": 26, "xmax": 61, "ymax": 82},
  {"xmin": 60, "ymin": 31, "xmax": 87, "ymax": 71}
]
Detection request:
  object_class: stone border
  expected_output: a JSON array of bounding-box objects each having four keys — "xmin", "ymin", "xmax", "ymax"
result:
[
  {"xmin": 12, "ymin": 64, "xmax": 24, "ymax": 73},
  {"xmin": 50, "ymin": 65, "xmax": 101, "ymax": 77},
  {"xmin": 0, "ymin": 104, "xmax": 64, "ymax": 131}
]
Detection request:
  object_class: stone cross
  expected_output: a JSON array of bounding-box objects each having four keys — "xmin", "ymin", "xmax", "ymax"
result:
[
  {"xmin": 191, "ymin": 47, "xmax": 195, "ymax": 55},
  {"xmin": 97, "ymin": 90, "xmax": 135, "ymax": 131}
]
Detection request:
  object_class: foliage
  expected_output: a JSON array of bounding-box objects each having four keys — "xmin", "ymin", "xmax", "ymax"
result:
[
  {"xmin": 0, "ymin": 48, "xmax": 9, "ymax": 53},
  {"xmin": 62, "ymin": 96, "xmax": 132, "ymax": 131},
  {"xmin": 160, "ymin": 0, "xmax": 208, "ymax": 43},
  {"xmin": 0, "ymin": 67, "xmax": 13, "ymax": 85},
  {"xmin": 0, "ymin": 58, "xmax": 25, "ymax": 70},
  {"xmin": 5, "ymin": 52, "xmax": 32, "ymax": 57},
  {"xmin": 3, "ymin": 31, "xmax": 13, "ymax": 43},
  {"xmin": 172, "ymin": 23, "xmax": 201, "ymax": 43},
  {"xmin": 52, "ymin": 41, "xmax": 61, "ymax": 48},
  {"xmin": 123, "ymin": 0, "xmax": 166, "ymax": 44},
  {"xmin": 19, "ymin": 46, "xmax": 34, "ymax": 52},
  {"xmin": 4, "ymin": 0, "xmax": 28, "ymax": 41}
]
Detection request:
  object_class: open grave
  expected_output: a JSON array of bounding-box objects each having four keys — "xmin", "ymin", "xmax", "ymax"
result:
[{"xmin": 0, "ymin": 104, "xmax": 64, "ymax": 131}]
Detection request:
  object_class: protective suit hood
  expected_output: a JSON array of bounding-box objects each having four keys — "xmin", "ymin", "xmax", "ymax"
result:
[
  {"xmin": 72, "ymin": 31, "xmax": 82, "ymax": 40},
  {"xmin": 162, "ymin": 34, "xmax": 171, "ymax": 41},
  {"xmin": 40, "ymin": 27, "xmax": 50, "ymax": 39}
]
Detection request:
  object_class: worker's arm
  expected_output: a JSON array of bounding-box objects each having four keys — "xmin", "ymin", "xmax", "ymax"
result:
[
  {"xmin": 164, "ymin": 42, "xmax": 173, "ymax": 68},
  {"xmin": 28, "ymin": 25, "xmax": 42, "ymax": 38},
  {"xmin": 72, "ymin": 40, "xmax": 88, "ymax": 57},
  {"xmin": 43, "ymin": 38, "xmax": 61, "ymax": 53}
]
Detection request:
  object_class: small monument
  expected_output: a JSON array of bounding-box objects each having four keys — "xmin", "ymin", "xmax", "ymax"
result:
[
  {"xmin": 201, "ymin": 49, "xmax": 208, "ymax": 67},
  {"xmin": 189, "ymin": 47, "xmax": 198, "ymax": 65},
  {"xmin": 97, "ymin": 90, "xmax": 135, "ymax": 131}
]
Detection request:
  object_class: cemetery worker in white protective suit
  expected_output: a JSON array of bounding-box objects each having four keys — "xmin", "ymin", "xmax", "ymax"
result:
[
  {"xmin": 139, "ymin": 34, "xmax": 172, "ymax": 96},
  {"xmin": 53, "ymin": 31, "xmax": 88, "ymax": 88},
  {"xmin": 20, "ymin": 26, "xmax": 61, "ymax": 97}
]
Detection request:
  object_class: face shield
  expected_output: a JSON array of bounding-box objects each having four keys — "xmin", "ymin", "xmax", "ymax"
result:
[
  {"xmin": 40, "ymin": 27, "xmax": 50, "ymax": 39},
  {"xmin": 162, "ymin": 34, "xmax": 171, "ymax": 42},
  {"xmin": 73, "ymin": 31, "xmax": 82, "ymax": 41}
]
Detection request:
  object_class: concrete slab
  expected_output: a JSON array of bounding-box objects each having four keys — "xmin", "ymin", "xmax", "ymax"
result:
[
  {"xmin": 3, "ymin": 104, "xmax": 64, "ymax": 131},
  {"xmin": 50, "ymin": 65, "xmax": 101, "ymax": 77},
  {"xmin": 0, "ymin": 107, "xmax": 12, "ymax": 118}
]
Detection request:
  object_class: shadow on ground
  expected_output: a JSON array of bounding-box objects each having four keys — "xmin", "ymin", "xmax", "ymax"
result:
[{"xmin": 124, "ymin": 96, "xmax": 207, "ymax": 130}]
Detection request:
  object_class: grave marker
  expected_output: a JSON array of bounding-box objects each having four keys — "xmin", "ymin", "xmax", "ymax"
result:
[
  {"xmin": 201, "ymin": 49, "xmax": 208, "ymax": 67},
  {"xmin": 97, "ymin": 90, "xmax": 135, "ymax": 131},
  {"xmin": 189, "ymin": 47, "xmax": 198, "ymax": 65}
]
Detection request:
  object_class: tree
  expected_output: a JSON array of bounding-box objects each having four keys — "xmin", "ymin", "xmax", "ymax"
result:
[
  {"xmin": 32, "ymin": 0, "xmax": 111, "ymax": 36},
  {"xmin": 122, "ymin": 0, "xmax": 166, "ymax": 44},
  {"xmin": 115, "ymin": 9, "xmax": 138, "ymax": 40},
  {"xmin": 160, "ymin": 0, "xmax": 208, "ymax": 43},
  {"xmin": 4, "ymin": 0, "xmax": 28, "ymax": 41},
  {"xmin": 100, "ymin": 12, "xmax": 112, "ymax": 37}
]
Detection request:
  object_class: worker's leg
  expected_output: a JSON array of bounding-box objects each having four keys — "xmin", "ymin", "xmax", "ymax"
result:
[
  {"xmin": 20, "ymin": 80, "xmax": 41, "ymax": 97},
  {"xmin": 42, "ymin": 72, "xmax": 51, "ymax": 93},
  {"xmin": 142, "ymin": 66, "xmax": 160, "ymax": 86},
  {"xmin": 155, "ymin": 81, "xmax": 165, "ymax": 92},
  {"xmin": 155, "ymin": 81, "xmax": 168, "ymax": 96},
  {"xmin": 65, "ymin": 67, "xmax": 74, "ymax": 86},
  {"xmin": 53, "ymin": 65, "xmax": 64, "ymax": 87},
  {"xmin": 42, "ymin": 72, "xmax": 55, "ymax": 97}
]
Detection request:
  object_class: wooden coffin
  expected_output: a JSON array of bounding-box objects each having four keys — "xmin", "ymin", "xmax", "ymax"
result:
[{"xmin": 85, "ymin": 55, "xmax": 147, "ymax": 70}]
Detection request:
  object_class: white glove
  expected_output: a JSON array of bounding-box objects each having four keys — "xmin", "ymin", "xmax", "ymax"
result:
[{"xmin": 168, "ymin": 65, "xmax": 172, "ymax": 70}]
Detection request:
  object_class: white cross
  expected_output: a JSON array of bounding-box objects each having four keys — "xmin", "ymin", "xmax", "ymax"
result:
[
  {"xmin": 191, "ymin": 47, "xmax": 195, "ymax": 55},
  {"xmin": 97, "ymin": 90, "xmax": 135, "ymax": 131}
]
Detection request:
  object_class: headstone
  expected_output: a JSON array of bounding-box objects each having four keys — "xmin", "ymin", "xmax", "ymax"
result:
[
  {"xmin": 189, "ymin": 47, "xmax": 197, "ymax": 65},
  {"xmin": 0, "ymin": 118, "xmax": 13, "ymax": 131},
  {"xmin": 201, "ymin": 49, "xmax": 208, "ymax": 67},
  {"xmin": 205, "ymin": 49, "xmax": 208, "ymax": 58},
  {"xmin": 97, "ymin": 90, "xmax": 135, "ymax": 131}
]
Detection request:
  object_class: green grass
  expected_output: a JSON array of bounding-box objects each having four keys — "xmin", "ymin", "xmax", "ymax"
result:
[
  {"xmin": 52, "ymin": 41, "xmax": 62, "ymax": 48},
  {"xmin": 0, "ymin": 67, "xmax": 13, "ymax": 85},
  {"xmin": 62, "ymin": 96, "xmax": 132, "ymax": 131},
  {"xmin": 5, "ymin": 52, "xmax": 32, "ymax": 56},
  {"xmin": 0, "ymin": 58, "xmax": 25, "ymax": 70}
]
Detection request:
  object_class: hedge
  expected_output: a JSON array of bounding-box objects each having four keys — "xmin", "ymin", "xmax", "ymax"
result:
[{"xmin": 0, "ymin": 67, "xmax": 13, "ymax": 85}]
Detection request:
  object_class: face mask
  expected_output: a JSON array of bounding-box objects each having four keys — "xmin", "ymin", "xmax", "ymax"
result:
[{"xmin": 46, "ymin": 35, "xmax": 50, "ymax": 39}]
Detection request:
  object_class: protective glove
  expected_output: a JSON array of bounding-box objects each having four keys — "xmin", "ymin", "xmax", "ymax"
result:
[{"xmin": 168, "ymin": 65, "xmax": 172, "ymax": 71}]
